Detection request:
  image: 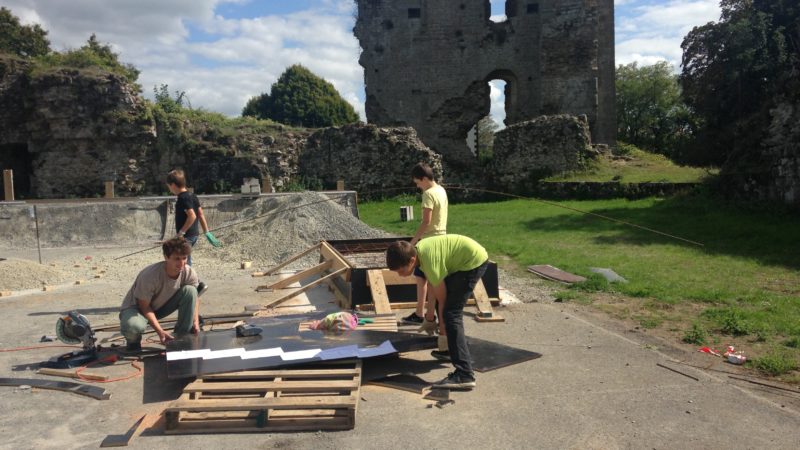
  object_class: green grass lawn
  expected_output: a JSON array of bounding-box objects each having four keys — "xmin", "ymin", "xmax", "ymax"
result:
[
  {"xmin": 359, "ymin": 192, "xmax": 800, "ymax": 378},
  {"xmin": 544, "ymin": 144, "xmax": 716, "ymax": 183}
]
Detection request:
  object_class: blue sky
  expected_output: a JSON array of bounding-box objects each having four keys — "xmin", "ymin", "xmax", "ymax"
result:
[{"xmin": 6, "ymin": 0, "xmax": 722, "ymax": 124}]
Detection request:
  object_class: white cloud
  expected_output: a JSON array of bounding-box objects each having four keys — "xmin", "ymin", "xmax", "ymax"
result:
[
  {"xmin": 616, "ymin": 0, "xmax": 721, "ymax": 70},
  {"xmin": 2, "ymin": 0, "xmax": 365, "ymax": 118}
]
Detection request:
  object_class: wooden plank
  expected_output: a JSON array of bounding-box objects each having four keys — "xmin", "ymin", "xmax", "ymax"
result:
[
  {"xmin": 266, "ymin": 260, "xmax": 332, "ymax": 290},
  {"xmin": 104, "ymin": 181, "xmax": 115, "ymax": 199},
  {"xmin": 183, "ymin": 379, "xmax": 359, "ymax": 394},
  {"xmin": 37, "ymin": 367, "xmax": 109, "ymax": 382},
  {"xmin": 319, "ymin": 241, "xmax": 352, "ymax": 281},
  {"xmin": 258, "ymin": 267, "xmax": 346, "ymax": 307},
  {"xmin": 200, "ymin": 368, "xmax": 360, "ymax": 380},
  {"xmin": 366, "ymin": 270, "xmax": 392, "ymax": 314},
  {"xmin": 471, "ymin": 279, "xmax": 494, "ymax": 317},
  {"xmin": 258, "ymin": 243, "xmax": 321, "ymax": 276},
  {"xmin": 3, "ymin": 170, "xmax": 13, "ymax": 202},
  {"xmin": 355, "ymin": 298, "xmax": 500, "ymax": 311},
  {"xmin": 167, "ymin": 395, "xmax": 358, "ymax": 412},
  {"xmin": 369, "ymin": 269, "xmax": 416, "ymax": 286}
]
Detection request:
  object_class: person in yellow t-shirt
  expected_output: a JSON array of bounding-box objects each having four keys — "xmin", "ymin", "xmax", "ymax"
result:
[
  {"xmin": 402, "ymin": 163, "xmax": 448, "ymax": 326},
  {"xmin": 386, "ymin": 236, "xmax": 488, "ymax": 390}
]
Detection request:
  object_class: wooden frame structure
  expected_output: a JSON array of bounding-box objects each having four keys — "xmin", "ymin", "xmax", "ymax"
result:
[
  {"xmin": 254, "ymin": 239, "xmax": 503, "ymax": 321},
  {"xmin": 252, "ymin": 242, "xmax": 352, "ymax": 310}
]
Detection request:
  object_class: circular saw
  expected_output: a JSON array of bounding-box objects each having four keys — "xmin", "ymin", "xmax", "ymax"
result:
[{"xmin": 42, "ymin": 311, "xmax": 98, "ymax": 369}]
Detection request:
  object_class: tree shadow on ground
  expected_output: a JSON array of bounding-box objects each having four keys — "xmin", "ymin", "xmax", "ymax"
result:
[{"xmin": 521, "ymin": 195, "xmax": 800, "ymax": 270}]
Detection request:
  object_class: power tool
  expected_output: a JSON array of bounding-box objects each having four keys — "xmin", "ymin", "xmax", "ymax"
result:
[{"xmin": 41, "ymin": 311, "xmax": 99, "ymax": 368}]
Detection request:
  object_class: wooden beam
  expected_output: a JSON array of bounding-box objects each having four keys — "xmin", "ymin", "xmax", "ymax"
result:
[
  {"xmin": 258, "ymin": 243, "xmax": 321, "ymax": 276},
  {"xmin": 3, "ymin": 170, "xmax": 13, "ymax": 202},
  {"xmin": 319, "ymin": 241, "xmax": 352, "ymax": 281},
  {"xmin": 104, "ymin": 181, "xmax": 115, "ymax": 199},
  {"xmin": 366, "ymin": 269, "xmax": 392, "ymax": 314},
  {"xmin": 355, "ymin": 298, "xmax": 500, "ymax": 312},
  {"xmin": 368, "ymin": 269, "xmax": 416, "ymax": 286},
  {"xmin": 471, "ymin": 279, "xmax": 494, "ymax": 317},
  {"xmin": 37, "ymin": 367, "xmax": 109, "ymax": 382},
  {"xmin": 264, "ymin": 260, "xmax": 332, "ymax": 290},
  {"xmin": 259, "ymin": 267, "xmax": 347, "ymax": 308}
]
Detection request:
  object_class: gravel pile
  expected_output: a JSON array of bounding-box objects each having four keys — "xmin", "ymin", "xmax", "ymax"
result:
[
  {"xmin": 193, "ymin": 191, "xmax": 389, "ymax": 267},
  {"xmin": 0, "ymin": 258, "xmax": 70, "ymax": 291}
]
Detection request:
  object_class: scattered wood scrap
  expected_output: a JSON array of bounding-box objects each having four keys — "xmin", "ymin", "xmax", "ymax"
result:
[
  {"xmin": 0, "ymin": 377, "xmax": 111, "ymax": 400},
  {"xmin": 527, "ymin": 265, "xmax": 587, "ymax": 284}
]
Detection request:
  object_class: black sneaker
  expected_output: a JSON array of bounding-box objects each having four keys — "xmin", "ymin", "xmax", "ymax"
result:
[
  {"xmin": 197, "ymin": 282, "xmax": 208, "ymax": 297},
  {"xmin": 431, "ymin": 350, "xmax": 451, "ymax": 361},
  {"xmin": 402, "ymin": 312, "xmax": 424, "ymax": 325},
  {"xmin": 433, "ymin": 371, "xmax": 476, "ymax": 390}
]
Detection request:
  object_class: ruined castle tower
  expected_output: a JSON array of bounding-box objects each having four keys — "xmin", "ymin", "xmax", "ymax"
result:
[{"xmin": 354, "ymin": 0, "xmax": 615, "ymax": 176}]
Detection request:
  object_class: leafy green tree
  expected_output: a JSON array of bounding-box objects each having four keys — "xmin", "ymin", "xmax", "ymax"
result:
[
  {"xmin": 242, "ymin": 64, "xmax": 359, "ymax": 127},
  {"xmin": 680, "ymin": 0, "xmax": 799, "ymax": 165},
  {"xmin": 0, "ymin": 7, "xmax": 50, "ymax": 57},
  {"xmin": 476, "ymin": 115, "xmax": 499, "ymax": 162},
  {"xmin": 615, "ymin": 61, "xmax": 696, "ymax": 159}
]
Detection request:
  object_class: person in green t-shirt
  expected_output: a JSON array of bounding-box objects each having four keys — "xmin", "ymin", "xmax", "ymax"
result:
[
  {"xmin": 402, "ymin": 163, "xmax": 449, "ymax": 326},
  {"xmin": 386, "ymin": 235, "xmax": 489, "ymax": 390}
]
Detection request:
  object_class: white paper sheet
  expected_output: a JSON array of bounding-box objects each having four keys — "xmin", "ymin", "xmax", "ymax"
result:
[
  {"xmin": 203, "ymin": 348, "xmax": 246, "ymax": 360},
  {"xmin": 280, "ymin": 349, "xmax": 321, "ymax": 361},
  {"xmin": 240, "ymin": 347, "xmax": 284, "ymax": 359},
  {"xmin": 166, "ymin": 349, "xmax": 211, "ymax": 361}
]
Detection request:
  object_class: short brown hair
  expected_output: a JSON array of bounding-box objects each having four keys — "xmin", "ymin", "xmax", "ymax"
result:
[
  {"xmin": 411, "ymin": 163, "xmax": 435, "ymax": 181},
  {"xmin": 162, "ymin": 237, "xmax": 192, "ymax": 258},
  {"xmin": 166, "ymin": 169, "xmax": 186, "ymax": 188},
  {"xmin": 386, "ymin": 240, "xmax": 416, "ymax": 270}
]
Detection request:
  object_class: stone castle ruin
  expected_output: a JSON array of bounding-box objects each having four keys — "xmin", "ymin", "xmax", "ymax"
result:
[{"xmin": 354, "ymin": 0, "xmax": 615, "ymax": 178}]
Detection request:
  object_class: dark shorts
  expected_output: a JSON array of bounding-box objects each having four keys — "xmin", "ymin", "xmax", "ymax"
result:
[{"xmin": 413, "ymin": 266, "xmax": 426, "ymax": 279}]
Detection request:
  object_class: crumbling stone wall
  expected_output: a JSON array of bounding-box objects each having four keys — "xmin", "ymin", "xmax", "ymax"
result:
[
  {"xmin": 300, "ymin": 123, "xmax": 442, "ymax": 197},
  {"xmin": 0, "ymin": 54, "xmax": 306, "ymax": 199},
  {"xmin": 489, "ymin": 114, "xmax": 595, "ymax": 194},
  {"xmin": 763, "ymin": 102, "xmax": 800, "ymax": 204},
  {"xmin": 354, "ymin": 0, "xmax": 615, "ymax": 180},
  {"xmin": 721, "ymin": 101, "xmax": 800, "ymax": 206}
]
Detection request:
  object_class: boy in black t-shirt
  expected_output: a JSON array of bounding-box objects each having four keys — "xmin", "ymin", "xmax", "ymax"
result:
[{"xmin": 166, "ymin": 169, "xmax": 219, "ymax": 266}]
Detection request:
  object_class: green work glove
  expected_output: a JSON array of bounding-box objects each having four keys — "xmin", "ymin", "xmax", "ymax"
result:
[
  {"xmin": 205, "ymin": 231, "xmax": 222, "ymax": 248},
  {"xmin": 417, "ymin": 318, "xmax": 437, "ymax": 336}
]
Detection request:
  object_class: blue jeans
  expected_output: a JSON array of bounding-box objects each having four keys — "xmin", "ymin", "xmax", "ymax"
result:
[
  {"xmin": 443, "ymin": 260, "xmax": 489, "ymax": 377},
  {"xmin": 185, "ymin": 235, "xmax": 199, "ymax": 266}
]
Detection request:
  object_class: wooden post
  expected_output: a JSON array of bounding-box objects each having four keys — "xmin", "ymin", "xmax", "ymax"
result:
[
  {"xmin": 336, "ymin": 180, "xmax": 344, "ymax": 191},
  {"xmin": 3, "ymin": 170, "xmax": 13, "ymax": 202},
  {"xmin": 104, "ymin": 181, "xmax": 115, "ymax": 199}
]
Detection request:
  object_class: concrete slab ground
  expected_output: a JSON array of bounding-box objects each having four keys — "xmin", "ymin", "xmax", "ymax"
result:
[{"xmin": 0, "ymin": 255, "xmax": 798, "ymax": 449}]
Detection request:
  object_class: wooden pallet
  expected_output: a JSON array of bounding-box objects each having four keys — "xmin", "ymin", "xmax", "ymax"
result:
[
  {"xmin": 164, "ymin": 361, "xmax": 361, "ymax": 434},
  {"xmin": 297, "ymin": 314, "xmax": 398, "ymax": 333}
]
